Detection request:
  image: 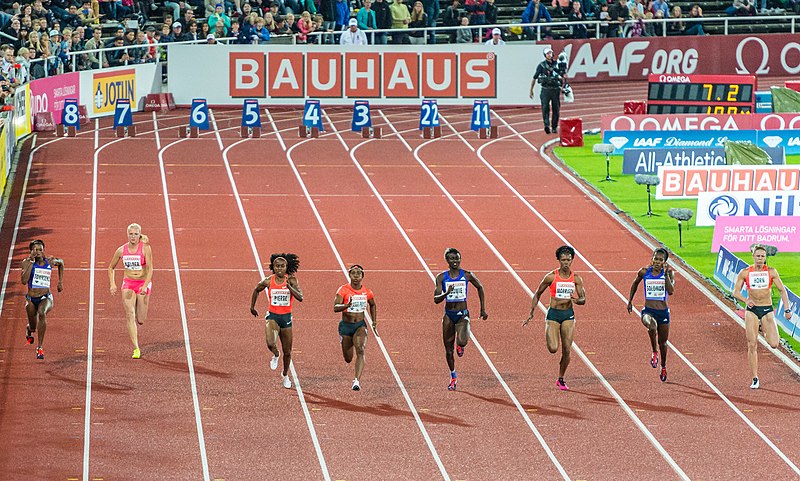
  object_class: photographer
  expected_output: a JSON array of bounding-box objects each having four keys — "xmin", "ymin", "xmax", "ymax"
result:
[{"xmin": 530, "ymin": 47, "xmax": 564, "ymax": 135}]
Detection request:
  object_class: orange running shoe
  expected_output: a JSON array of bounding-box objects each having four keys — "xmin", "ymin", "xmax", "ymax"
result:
[
  {"xmin": 36, "ymin": 347, "xmax": 44, "ymax": 360},
  {"xmin": 650, "ymin": 351, "xmax": 659, "ymax": 369}
]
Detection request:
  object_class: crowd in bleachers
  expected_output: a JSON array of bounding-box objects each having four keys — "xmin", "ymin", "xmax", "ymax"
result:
[{"xmin": 0, "ymin": 0, "xmax": 796, "ymax": 86}]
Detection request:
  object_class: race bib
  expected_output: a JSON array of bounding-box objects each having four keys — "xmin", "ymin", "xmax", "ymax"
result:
[
  {"xmin": 554, "ymin": 281, "xmax": 575, "ymax": 300},
  {"xmin": 748, "ymin": 271, "xmax": 770, "ymax": 290},
  {"xmin": 31, "ymin": 267, "xmax": 51, "ymax": 288},
  {"xmin": 445, "ymin": 281, "xmax": 467, "ymax": 301},
  {"xmin": 122, "ymin": 255, "xmax": 143, "ymax": 271},
  {"xmin": 347, "ymin": 294, "xmax": 368, "ymax": 313},
  {"xmin": 644, "ymin": 278, "xmax": 666, "ymax": 299},
  {"xmin": 270, "ymin": 288, "xmax": 291, "ymax": 306}
]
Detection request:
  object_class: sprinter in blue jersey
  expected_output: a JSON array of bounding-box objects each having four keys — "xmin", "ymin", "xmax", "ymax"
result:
[
  {"xmin": 627, "ymin": 247, "xmax": 674, "ymax": 382},
  {"xmin": 20, "ymin": 239, "xmax": 64, "ymax": 360},
  {"xmin": 434, "ymin": 247, "xmax": 488, "ymax": 391}
]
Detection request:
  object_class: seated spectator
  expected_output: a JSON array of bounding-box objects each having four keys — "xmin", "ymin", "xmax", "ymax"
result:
[
  {"xmin": 130, "ymin": 29, "xmax": 152, "ymax": 63},
  {"xmin": 684, "ymin": 3, "xmax": 704, "ymax": 34},
  {"xmin": 182, "ymin": 21, "xmax": 202, "ymax": 41},
  {"xmin": 484, "ymin": 26, "xmax": 504, "ymax": 44},
  {"xmin": 390, "ymin": 0, "xmax": 410, "ymax": 44},
  {"xmin": 106, "ymin": 36, "xmax": 129, "ymax": 67},
  {"xmin": 483, "ymin": 0, "xmax": 497, "ymax": 37},
  {"xmin": 79, "ymin": 1, "xmax": 99, "ymax": 25},
  {"xmin": 171, "ymin": 21, "xmax": 183, "ymax": 40},
  {"xmin": 124, "ymin": 28, "xmax": 136, "ymax": 44},
  {"xmin": 200, "ymin": 22, "xmax": 212, "ymax": 38},
  {"xmin": 340, "ymin": 17, "xmax": 367, "ymax": 43},
  {"xmin": 252, "ymin": 16, "xmax": 271, "ymax": 42},
  {"xmin": 84, "ymin": 26, "xmax": 106, "ymax": 68},
  {"xmin": 726, "ymin": 0, "xmax": 756, "ymax": 14},
  {"xmin": 552, "ymin": 0, "xmax": 571, "ymax": 15},
  {"xmin": 161, "ymin": 23, "xmax": 175, "ymax": 41},
  {"xmin": 263, "ymin": 12, "xmax": 277, "ymax": 32},
  {"xmin": 208, "ymin": 3, "xmax": 232, "ymax": 35},
  {"xmin": 567, "ymin": 0, "xmax": 588, "ymax": 38},
  {"xmin": 455, "ymin": 14, "xmax": 471, "ymax": 42},
  {"xmin": 408, "ymin": 0, "xmax": 427, "ymax": 44},
  {"xmin": 312, "ymin": 13, "xmax": 327, "ymax": 44},
  {"xmin": 118, "ymin": 0, "xmax": 134, "ymax": 20},
  {"xmin": 651, "ymin": 0, "xmax": 670, "ymax": 17},
  {"xmin": 2, "ymin": 17, "xmax": 22, "ymax": 51},
  {"xmin": 642, "ymin": 10, "xmax": 655, "ymax": 35},
  {"xmin": 521, "ymin": 0, "xmax": 552, "ymax": 40},
  {"xmin": 597, "ymin": 1, "xmax": 610, "ymax": 36}
]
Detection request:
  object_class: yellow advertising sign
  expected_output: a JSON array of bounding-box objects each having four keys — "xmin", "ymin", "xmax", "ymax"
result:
[{"xmin": 92, "ymin": 68, "xmax": 136, "ymax": 115}]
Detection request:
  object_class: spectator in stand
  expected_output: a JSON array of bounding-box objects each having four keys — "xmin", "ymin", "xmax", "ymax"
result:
[
  {"xmin": 130, "ymin": 29, "xmax": 151, "ymax": 62},
  {"xmin": 70, "ymin": 30, "xmax": 87, "ymax": 70},
  {"xmin": 171, "ymin": 21, "xmax": 183, "ymax": 40},
  {"xmin": 252, "ymin": 16, "xmax": 271, "ymax": 42},
  {"xmin": 106, "ymin": 35, "xmax": 129, "ymax": 66},
  {"xmin": 163, "ymin": 0, "xmax": 180, "ymax": 22},
  {"xmin": 84, "ymin": 26, "xmax": 106, "ymax": 68},
  {"xmin": 184, "ymin": 20, "xmax": 201, "ymax": 41},
  {"xmin": 206, "ymin": 32, "xmax": 217, "ymax": 43},
  {"xmin": 15, "ymin": 46, "xmax": 30, "ymax": 81},
  {"xmin": 262, "ymin": 12, "xmax": 276, "ymax": 32},
  {"xmin": 442, "ymin": 0, "xmax": 461, "ymax": 42},
  {"xmin": 579, "ymin": 0, "xmax": 595, "ymax": 17},
  {"xmin": 483, "ymin": 0, "xmax": 497, "ymax": 39},
  {"xmin": 568, "ymin": 0, "xmax": 588, "ymax": 37},
  {"xmin": 105, "ymin": 27, "xmax": 124, "ymax": 47},
  {"xmin": 118, "ymin": 0, "xmax": 134, "ymax": 20},
  {"xmin": 296, "ymin": 10, "xmax": 314, "ymax": 42},
  {"xmin": 200, "ymin": 21, "xmax": 212, "ymax": 38},
  {"xmin": 484, "ymin": 26, "xmax": 503, "ymax": 44},
  {"xmin": 667, "ymin": 4, "xmax": 683, "ymax": 33},
  {"xmin": 628, "ymin": 7, "xmax": 644, "ymax": 35},
  {"xmin": 372, "ymin": 0, "xmax": 391, "ymax": 44},
  {"xmin": 455, "ymin": 14, "xmax": 471, "ymax": 41},
  {"xmin": 32, "ymin": 0, "xmax": 55, "ymax": 26},
  {"xmin": 79, "ymin": 1, "xmax": 99, "ymax": 25},
  {"xmin": 145, "ymin": 25, "xmax": 157, "ymax": 55},
  {"xmin": 160, "ymin": 22, "xmax": 174, "ymax": 41},
  {"xmin": 651, "ymin": 0, "xmax": 670, "ymax": 16},
  {"xmin": 208, "ymin": 3, "xmax": 232, "ymax": 35},
  {"xmin": 422, "ymin": 0, "xmax": 439, "ymax": 44},
  {"xmin": 340, "ymin": 16, "xmax": 367, "ymax": 43},
  {"xmin": 313, "ymin": 13, "xmax": 328, "ymax": 43},
  {"xmin": 25, "ymin": 30, "xmax": 44, "ymax": 78},
  {"xmin": 356, "ymin": 0, "xmax": 377, "ymax": 42},
  {"xmin": 268, "ymin": 2, "xmax": 281, "ymax": 19},
  {"xmin": 319, "ymin": 0, "xmax": 337, "ymax": 42},
  {"xmin": 684, "ymin": 3, "xmax": 704, "ymax": 34},
  {"xmin": 725, "ymin": 0, "xmax": 755, "ymax": 15},
  {"xmin": 182, "ymin": 9, "xmax": 196, "ymax": 30},
  {"xmin": 3, "ymin": 17, "xmax": 22, "ymax": 51},
  {"xmin": 97, "ymin": 0, "xmax": 119, "ymax": 21},
  {"xmin": 552, "ymin": 0, "xmax": 571, "ymax": 15},
  {"xmin": 464, "ymin": 0, "xmax": 484, "ymax": 39},
  {"xmin": 608, "ymin": 0, "xmax": 629, "ymax": 37},
  {"xmin": 334, "ymin": 0, "xmax": 350, "ymax": 34},
  {"xmin": 408, "ymin": 1, "xmax": 427, "ymax": 44},
  {"xmin": 521, "ymin": 0, "xmax": 551, "ymax": 40},
  {"xmin": 390, "ymin": 0, "xmax": 410, "ymax": 43},
  {"xmin": 124, "ymin": 28, "xmax": 136, "ymax": 45},
  {"xmin": 205, "ymin": 0, "xmax": 218, "ymax": 16},
  {"xmin": 39, "ymin": 30, "xmax": 55, "ymax": 75}
]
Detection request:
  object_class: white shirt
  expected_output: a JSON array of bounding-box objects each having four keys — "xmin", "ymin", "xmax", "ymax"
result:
[
  {"xmin": 485, "ymin": 38, "xmax": 506, "ymax": 46},
  {"xmin": 340, "ymin": 28, "xmax": 368, "ymax": 45}
]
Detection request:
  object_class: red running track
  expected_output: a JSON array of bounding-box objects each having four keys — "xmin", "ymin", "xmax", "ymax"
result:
[{"xmin": 0, "ymin": 83, "xmax": 799, "ymax": 481}]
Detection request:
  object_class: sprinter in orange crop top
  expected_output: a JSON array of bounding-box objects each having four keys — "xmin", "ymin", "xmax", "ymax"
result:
[
  {"xmin": 733, "ymin": 245, "xmax": 792, "ymax": 390},
  {"xmin": 251, "ymin": 253, "xmax": 303, "ymax": 389},
  {"xmin": 108, "ymin": 223, "xmax": 152, "ymax": 360},
  {"xmin": 523, "ymin": 245, "xmax": 586, "ymax": 391},
  {"xmin": 334, "ymin": 264, "xmax": 377, "ymax": 391}
]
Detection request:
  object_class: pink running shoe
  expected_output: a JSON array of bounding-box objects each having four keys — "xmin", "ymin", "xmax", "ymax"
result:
[
  {"xmin": 650, "ymin": 351, "xmax": 659, "ymax": 369},
  {"xmin": 36, "ymin": 347, "xmax": 44, "ymax": 360},
  {"xmin": 25, "ymin": 326, "xmax": 34, "ymax": 345},
  {"xmin": 556, "ymin": 378, "xmax": 569, "ymax": 391},
  {"xmin": 660, "ymin": 367, "xmax": 667, "ymax": 383},
  {"xmin": 447, "ymin": 377, "xmax": 457, "ymax": 391},
  {"xmin": 456, "ymin": 344, "xmax": 464, "ymax": 357}
]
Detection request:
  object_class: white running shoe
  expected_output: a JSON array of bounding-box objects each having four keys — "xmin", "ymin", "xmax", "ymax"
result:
[
  {"xmin": 352, "ymin": 379, "xmax": 361, "ymax": 391},
  {"xmin": 750, "ymin": 377, "xmax": 760, "ymax": 389},
  {"xmin": 282, "ymin": 375, "xmax": 292, "ymax": 389},
  {"xmin": 270, "ymin": 354, "xmax": 279, "ymax": 371}
]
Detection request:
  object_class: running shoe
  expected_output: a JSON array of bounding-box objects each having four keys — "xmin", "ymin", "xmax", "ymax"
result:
[
  {"xmin": 456, "ymin": 344, "xmax": 464, "ymax": 357},
  {"xmin": 270, "ymin": 353, "xmax": 279, "ymax": 371},
  {"xmin": 750, "ymin": 377, "xmax": 760, "ymax": 389},
  {"xmin": 447, "ymin": 377, "xmax": 457, "ymax": 391},
  {"xmin": 352, "ymin": 379, "xmax": 361, "ymax": 391},
  {"xmin": 132, "ymin": 348, "xmax": 141, "ymax": 359},
  {"xmin": 25, "ymin": 326, "xmax": 34, "ymax": 345},
  {"xmin": 650, "ymin": 351, "xmax": 659, "ymax": 369},
  {"xmin": 660, "ymin": 367, "xmax": 667, "ymax": 383},
  {"xmin": 36, "ymin": 347, "xmax": 44, "ymax": 360},
  {"xmin": 555, "ymin": 378, "xmax": 569, "ymax": 391},
  {"xmin": 282, "ymin": 375, "xmax": 292, "ymax": 389}
]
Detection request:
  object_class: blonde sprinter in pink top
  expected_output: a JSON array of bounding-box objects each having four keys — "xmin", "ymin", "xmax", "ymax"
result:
[{"xmin": 108, "ymin": 223, "xmax": 153, "ymax": 359}]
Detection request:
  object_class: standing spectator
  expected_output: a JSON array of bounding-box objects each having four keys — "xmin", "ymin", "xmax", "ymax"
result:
[
  {"xmin": 483, "ymin": 0, "xmax": 497, "ymax": 38},
  {"xmin": 340, "ymin": 16, "xmax": 367, "ymax": 43},
  {"xmin": 463, "ymin": 0, "xmax": 484, "ymax": 39},
  {"xmin": 521, "ymin": 0, "xmax": 551, "ymax": 39},
  {"xmin": 567, "ymin": 0, "xmax": 588, "ymax": 37},
  {"xmin": 422, "ymin": 0, "xmax": 439, "ymax": 43},
  {"xmin": 15, "ymin": 46, "xmax": 31, "ymax": 81},
  {"xmin": 390, "ymin": 0, "xmax": 410, "ymax": 43},
  {"xmin": 408, "ymin": 0, "xmax": 427, "ymax": 43},
  {"xmin": 84, "ymin": 26, "xmax": 105, "ymax": 68},
  {"xmin": 441, "ymin": 0, "xmax": 460, "ymax": 42},
  {"xmin": 208, "ymin": 3, "xmax": 232, "ymax": 35},
  {"xmin": 372, "ymin": 0, "xmax": 392, "ymax": 44},
  {"xmin": 334, "ymin": 0, "xmax": 350, "ymax": 33},
  {"xmin": 455, "ymin": 14, "xmax": 471, "ymax": 41},
  {"xmin": 296, "ymin": 10, "xmax": 314, "ymax": 42},
  {"xmin": 356, "ymin": 0, "xmax": 377, "ymax": 42},
  {"xmin": 319, "ymin": 0, "xmax": 337, "ymax": 42},
  {"xmin": 608, "ymin": 0, "xmax": 629, "ymax": 37}
]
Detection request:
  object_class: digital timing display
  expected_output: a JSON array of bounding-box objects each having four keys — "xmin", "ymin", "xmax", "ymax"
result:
[{"xmin": 646, "ymin": 74, "xmax": 756, "ymax": 115}]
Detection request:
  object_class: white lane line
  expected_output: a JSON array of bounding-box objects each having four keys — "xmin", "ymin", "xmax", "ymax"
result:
[
  {"xmin": 153, "ymin": 111, "xmax": 161, "ymax": 150},
  {"xmin": 210, "ymin": 110, "xmax": 332, "ymax": 481},
  {"xmin": 349, "ymin": 114, "xmax": 571, "ymax": 481},
  {"xmin": 156, "ymin": 137, "xmax": 211, "ymax": 481},
  {"xmin": 491, "ymin": 112, "xmax": 800, "ymax": 474},
  {"xmin": 265, "ymin": 108, "xmax": 452, "ymax": 481}
]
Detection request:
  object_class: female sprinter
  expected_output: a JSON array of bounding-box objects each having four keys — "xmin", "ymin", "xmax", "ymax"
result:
[
  {"xmin": 334, "ymin": 264, "xmax": 377, "ymax": 391},
  {"xmin": 250, "ymin": 253, "xmax": 303, "ymax": 389},
  {"xmin": 108, "ymin": 223, "xmax": 152, "ymax": 359},
  {"xmin": 523, "ymin": 245, "xmax": 586, "ymax": 391},
  {"xmin": 626, "ymin": 247, "xmax": 675, "ymax": 382},
  {"xmin": 21, "ymin": 239, "xmax": 64, "ymax": 360},
  {"xmin": 733, "ymin": 245, "xmax": 792, "ymax": 389},
  {"xmin": 434, "ymin": 247, "xmax": 488, "ymax": 391}
]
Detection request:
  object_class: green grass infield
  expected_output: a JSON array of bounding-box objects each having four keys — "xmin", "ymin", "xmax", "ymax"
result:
[{"xmin": 553, "ymin": 134, "xmax": 800, "ymax": 352}]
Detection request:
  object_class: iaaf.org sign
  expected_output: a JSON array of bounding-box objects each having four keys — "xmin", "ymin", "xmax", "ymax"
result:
[
  {"xmin": 230, "ymin": 51, "xmax": 495, "ymax": 99},
  {"xmin": 711, "ymin": 215, "xmax": 800, "ymax": 252},
  {"xmin": 697, "ymin": 190, "xmax": 800, "ymax": 226},
  {"xmin": 602, "ymin": 114, "xmax": 800, "ymax": 132},
  {"xmin": 549, "ymin": 34, "xmax": 800, "ymax": 81},
  {"xmin": 656, "ymin": 165, "xmax": 800, "ymax": 199},
  {"xmin": 602, "ymin": 130, "xmax": 756, "ymax": 155}
]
